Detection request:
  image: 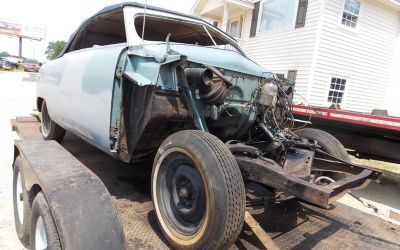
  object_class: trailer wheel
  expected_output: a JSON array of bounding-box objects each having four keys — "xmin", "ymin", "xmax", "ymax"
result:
[
  {"xmin": 152, "ymin": 130, "xmax": 245, "ymax": 250},
  {"xmin": 12, "ymin": 156, "xmax": 32, "ymax": 247},
  {"xmin": 30, "ymin": 192, "xmax": 61, "ymax": 250},
  {"xmin": 294, "ymin": 128, "xmax": 350, "ymax": 181},
  {"xmin": 41, "ymin": 100, "xmax": 65, "ymax": 142}
]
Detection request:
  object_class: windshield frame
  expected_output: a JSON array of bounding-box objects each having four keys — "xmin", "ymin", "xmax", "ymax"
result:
[{"xmin": 124, "ymin": 6, "xmax": 246, "ymax": 57}]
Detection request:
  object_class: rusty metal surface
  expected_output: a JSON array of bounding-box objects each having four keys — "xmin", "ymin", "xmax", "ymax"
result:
[
  {"xmin": 13, "ymin": 117, "xmax": 400, "ymax": 249},
  {"xmin": 16, "ymin": 141, "xmax": 126, "ymax": 250},
  {"xmin": 11, "ymin": 116, "xmax": 43, "ymax": 141},
  {"xmin": 237, "ymin": 153, "xmax": 381, "ymax": 209},
  {"xmin": 283, "ymin": 148, "xmax": 314, "ymax": 181}
]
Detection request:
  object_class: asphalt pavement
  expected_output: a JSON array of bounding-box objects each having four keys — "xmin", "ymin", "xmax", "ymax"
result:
[{"xmin": 0, "ymin": 72, "xmax": 36, "ymax": 249}]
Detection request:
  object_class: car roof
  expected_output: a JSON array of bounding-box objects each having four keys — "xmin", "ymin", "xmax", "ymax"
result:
[
  {"xmin": 97, "ymin": 2, "xmax": 206, "ymax": 22},
  {"xmin": 25, "ymin": 59, "xmax": 39, "ymax": 63},
  {"xmin": 59, "ymin": 2, "xmax": 231, "ymax": 58}
]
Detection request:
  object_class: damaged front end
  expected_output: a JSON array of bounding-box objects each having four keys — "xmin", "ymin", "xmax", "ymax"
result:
[{"xmin": 111, "ymin": 41, "xmax": 381, "ymax": 209}]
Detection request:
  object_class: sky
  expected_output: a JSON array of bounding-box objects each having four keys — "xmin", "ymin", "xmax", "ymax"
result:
[{"xmin": 0, "ymin": 0, "xmax": 196, "ymax": 61}]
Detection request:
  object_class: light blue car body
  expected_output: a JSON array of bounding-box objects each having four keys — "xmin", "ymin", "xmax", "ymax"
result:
[{"xmin": 37, "ymin": 4, "xmax": 271, "ymax": 161}]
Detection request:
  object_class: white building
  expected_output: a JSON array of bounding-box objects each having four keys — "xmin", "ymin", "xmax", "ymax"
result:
[{"xmin": 191, "ymin": 0, "xmax": 400, "ymax": 116}]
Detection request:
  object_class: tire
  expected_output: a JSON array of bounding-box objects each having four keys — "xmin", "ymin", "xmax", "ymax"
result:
[
  {"xmin": 30, "ymin": 192, "xmax": 61, "ymax": 250},
  {"xmin": 13, "ymin": 156, "xmax": 33, "ymax": 247},
  {"xmin": 152, "ymin": 130, "xmax": 245, "ymax": 250},
  {"xmin": 294, "ymin": 128, "xmax": 350, "ymax": 161},
  {"xmin": 41, "ymin": 100, "xmax": 65, "ymax": 142},
  {"xmin": 294, "ymin": 128, "xmax": 350, "ymax": 181}
]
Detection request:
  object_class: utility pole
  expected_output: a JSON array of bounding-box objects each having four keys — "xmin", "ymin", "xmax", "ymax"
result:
[{"xmin": 19, "ymin": 37, "xmax": 22, "ymax": 57}]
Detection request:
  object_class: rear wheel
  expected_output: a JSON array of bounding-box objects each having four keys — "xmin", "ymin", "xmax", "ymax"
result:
[
  {"xmin": 12, "ymin": 156, "xmax": 32, "ymax": 247},
  {"xmin": 294, "ymin": 128, "xmax": 350, "ymax": 182},
  {"xmin": 41, "ymin": 100, "xmax": 65, "ymax": 142},
  {"xmin": 29, "ymin": 192, "xmax": 61, "ymax": 250},
  {"xmin": 152, "ymin": 130, "xmax": 245, "ymax": 250}
]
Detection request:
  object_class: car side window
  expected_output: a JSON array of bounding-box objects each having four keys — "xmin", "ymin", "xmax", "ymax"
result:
[{"xmin": 68, "ymin": 10, "xmax": 126, "ymax": 52}]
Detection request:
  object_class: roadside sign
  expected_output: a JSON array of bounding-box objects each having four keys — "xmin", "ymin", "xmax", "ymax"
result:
[{"xmin": 0, "ymin": 19, "xmax": 45, "ymax": 40}]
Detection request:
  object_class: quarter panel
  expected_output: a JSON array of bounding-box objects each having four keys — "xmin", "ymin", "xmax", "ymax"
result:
[{"xmin": 37, "ymin": 57, "xmax": 67, "ymax": 124}]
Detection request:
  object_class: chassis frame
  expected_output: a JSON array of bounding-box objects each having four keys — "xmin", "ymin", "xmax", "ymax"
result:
[{"xmin": 228, "ymin": 142, "xmax": 381, "ymax": 209}]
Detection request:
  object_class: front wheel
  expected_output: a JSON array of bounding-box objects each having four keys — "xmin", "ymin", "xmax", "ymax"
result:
[
  {"xmin": 152, "ymin": 130, "xmax": 245, "ymax": 250},
  {"xmin": 294, "ymin": 128, "xmax": 350, "ymax": 182}
]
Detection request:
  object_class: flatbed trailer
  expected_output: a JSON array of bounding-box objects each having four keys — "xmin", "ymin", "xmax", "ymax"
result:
[
  {"xmin": 11, "ymin": 116, "xmax": 400, "ymax": 249},
  {"xmin": 293, "ymin": 104, "xmax": 400, "ymax": 164}
]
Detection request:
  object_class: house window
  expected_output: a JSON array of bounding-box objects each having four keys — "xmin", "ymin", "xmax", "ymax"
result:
[
  {"xmin": 259, "ymin": 0, "xmax": 297, "ymax": 32},
  {"xmin": 328, "ymin": 77, "xmax": 346, "ymax": 104},
  {"xmin": 341, "ymin": 0, "xmax": 360, "ymax": 28},
  {"xmin": 287, "ymin": 70, "xmax": 297, "ymax": 82},
  {"xmin": 228, "ymin": 17, "xmax": 243, "ymax": 38}
]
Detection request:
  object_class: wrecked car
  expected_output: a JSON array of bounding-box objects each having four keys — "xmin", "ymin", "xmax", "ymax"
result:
[{"xmin": 36, "ymin": 2, "xmax": 381, "ymax": 249}]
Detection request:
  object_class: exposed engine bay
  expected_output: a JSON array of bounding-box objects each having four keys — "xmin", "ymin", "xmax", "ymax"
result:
[{"xmin": 181, "ymin": 63, "xmax": 306, "ymax": 167}]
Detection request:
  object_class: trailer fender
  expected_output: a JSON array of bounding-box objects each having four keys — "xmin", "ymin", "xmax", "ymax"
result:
[{"xmin": 14, "ymin": 140, "xmax": 126, "ymax": 250}]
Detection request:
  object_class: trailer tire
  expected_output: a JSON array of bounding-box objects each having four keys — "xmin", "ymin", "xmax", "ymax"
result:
[
  {"xmin": 294, "ymin": 128, "xmax": 350, "ymax": 180},
  {"xmin": 12, "ymin": 156, "xmax": 32, "ymax": 247},
  {"xmin": 41, "ymin": 100, "xmax": 65, "ymax": 142},
  {"xmin": 152, "ymin": 130, "xmax": 245, "ymax": 250},
  {"xmin": 30, "ymin": 192, "xmax": 61, "ymax": 250}
]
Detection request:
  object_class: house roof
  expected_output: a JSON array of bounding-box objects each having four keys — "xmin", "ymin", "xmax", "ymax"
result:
[
  {"xmin": 191, "ymin": 0, "xmax": 254, "ymax": 15},
  {"xmin": 379, "ymin": 0, "xmax": 400, "ymax": 11}
]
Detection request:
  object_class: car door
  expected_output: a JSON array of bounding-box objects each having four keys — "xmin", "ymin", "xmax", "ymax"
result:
[
  {"xmin": 54, "ymin": 11, "xmax": 128, "ymax": 152},
  {"xmin": 57, "ymin": 43, "xmax": 126, "ymax": 152}
]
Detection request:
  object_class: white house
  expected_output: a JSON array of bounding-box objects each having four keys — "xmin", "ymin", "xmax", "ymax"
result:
[{"xmin": 191, "ymin": 0, "xmax": 400, "ymax": 116}]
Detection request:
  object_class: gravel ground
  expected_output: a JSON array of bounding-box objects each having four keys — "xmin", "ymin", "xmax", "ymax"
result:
[
  {"xmin": 0, "ymin": 72, "xmax": 36, "ymax": 249},
  {"xmin": 0, "ymin": 72, "xmax": 399, "ymax": 249}
]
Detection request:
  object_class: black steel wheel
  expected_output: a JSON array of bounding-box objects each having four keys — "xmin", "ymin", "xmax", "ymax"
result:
[
  {"xmin": 41, "ymin": 100, "xmax": 65, "ymax": 142},
  {"xmin": 156, "ymin": 150, "xmax": 206, "ymax": 236},
  {"xmin": 152, "ymin": 130, "xmax": 245, "ymax": 250}
]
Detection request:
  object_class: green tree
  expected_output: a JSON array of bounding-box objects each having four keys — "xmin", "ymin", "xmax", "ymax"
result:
[
  {"xmin": 0, "ymin": 51, "xmax": 10, "ymax": 58},
  {"xmin": 45, "ymin": 40, "xmax": 66, "ymax": 60}
]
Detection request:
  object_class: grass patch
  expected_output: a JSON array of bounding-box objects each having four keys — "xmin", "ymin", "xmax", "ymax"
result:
[
  {"xmin": 351, "ymin": 156, "xmax": 400, "ymax": 182},
  {"xmin": 0, "ymin": 66, "xmax": 24, "ymax": 72}
]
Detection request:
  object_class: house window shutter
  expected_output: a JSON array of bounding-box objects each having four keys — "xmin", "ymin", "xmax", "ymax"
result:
[
  {"xmin": 250, "ymin": 1, "xmax": 260, "ymax": 37},
  {"xmin": 295, "ymin": 0, "xmax": 308, "ymax": 28}
]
